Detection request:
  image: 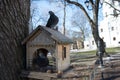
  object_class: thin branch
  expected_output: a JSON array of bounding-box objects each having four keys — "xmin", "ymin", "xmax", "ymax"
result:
[
  {"xmin": 65, "ymin": 0, "xmax": 94, "ymax": 25},
  {"xmin": 104, "ymin": 1, "xmax": 120, "ymax": 12}
]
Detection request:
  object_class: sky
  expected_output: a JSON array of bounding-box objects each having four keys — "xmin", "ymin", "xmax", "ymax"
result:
[
  {"xmin": 31, "ymin": 0, "xmax": 89, "ymax": 31},
  {"xmin": 31, "ymin": 0, "xmax": 74, "ymax": 30}
]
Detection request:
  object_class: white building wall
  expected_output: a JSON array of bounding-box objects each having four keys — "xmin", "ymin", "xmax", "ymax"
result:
[
  {"xmin": 99, "ymin": 0, "xmax": 120, "ymax": 48},
  {"xmin": 84, "ymin": 0, "xmax": 120, "ymax": 49},
  {"xmin": 84, "ymin": 37, "xmax": 96, "ymax": 50}
]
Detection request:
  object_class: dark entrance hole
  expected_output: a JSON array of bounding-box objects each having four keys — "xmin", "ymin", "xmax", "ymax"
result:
[
  {"xmin": 32, "ymin": 48, "xmax": 56, "ymax": 72},
  {"xmin": 32, "ymin": 48, "xmax": 49, "ymax": 71}
]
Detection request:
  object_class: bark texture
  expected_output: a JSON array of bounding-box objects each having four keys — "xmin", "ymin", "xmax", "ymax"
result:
[{"xmin": 0, "ymin": 0, "xmax": 30, "ymax": 80}]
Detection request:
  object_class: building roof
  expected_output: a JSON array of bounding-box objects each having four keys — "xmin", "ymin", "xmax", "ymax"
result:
[{"xmin": 22, "ymin": 25, "xmax": 73, "ymax": 44}]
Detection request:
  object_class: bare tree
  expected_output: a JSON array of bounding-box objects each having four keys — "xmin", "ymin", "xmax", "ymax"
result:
[
  {"xmin": 71, "ymin": 30, "xmax": 83, "ymax": 49},
  {"xmin": 104, "ymin": 0, "xmax": 120, "ymax": 17},
  {"xmin": 65, "ymin": 0, "xmax": 103, "ymax": 48},
  {"xmin": 71, "ymin": 10, "xmax": 90, "ymax": 41},
  {"xmin": 63, "ymin": 0, "xmax": 67, "ymax": 35},
  {"xmin": 71, "ymin": 10, "xmax": 90, "ymax": 48},
  {"xmin": 30, "ymin": 1, "xmax": 48, "ymax": 32},
  {"xmin": 0, "ymin": 0, "xmax": 30, "ymax": 80}
]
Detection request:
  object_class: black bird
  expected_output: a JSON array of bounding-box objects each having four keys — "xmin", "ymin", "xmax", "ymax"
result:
[{"xmin": 46, "ymin": 11, "xmax": 59, "ymax": 29}]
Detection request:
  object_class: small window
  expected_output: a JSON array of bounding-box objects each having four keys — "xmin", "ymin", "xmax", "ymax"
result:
[
  {"xmin": 62, "ymin": 46, "xmax": 66, "ymax": 60},
  {"xmin": 102, "ymin": 37, "xmax": 104, "ymax": 39},
  {"xmin": 92, "ymin": 41, "xmax": 94, "ymax": 45},
  {"xmin": 113, "ymin": 37, "xmax": 116, "ymax": 41},
  {"xmin": 87, "ymin": 45, "xmax": 89, "ymax": 47},
  {"xmin": 101, "ymin": 28, "xmax": 103, "ymax": 32},
  {"xmin": 118, "ymin": 41, "xmax": 120, "ymax": 44},
  {"xmin": 111, "ymin": 27, "xmax": 114, "ymax": 31},
  {"xmin": 113, "ymin": 9, "xmax": 118, "ymax": 17},
  {"xmin": 105, "ymin": 12, "xmax": 108, "ymax": 17}
]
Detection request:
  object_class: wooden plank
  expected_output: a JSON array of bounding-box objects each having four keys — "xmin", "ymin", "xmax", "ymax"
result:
[{"xmin": 20, "ymin": 70, "xmax": 57, "ymax": 80}]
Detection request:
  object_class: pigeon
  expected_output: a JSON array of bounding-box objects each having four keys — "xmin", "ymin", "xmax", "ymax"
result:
[{"xmin": 46, "ymin": 11, "xmax": 59, "ymax": 29}]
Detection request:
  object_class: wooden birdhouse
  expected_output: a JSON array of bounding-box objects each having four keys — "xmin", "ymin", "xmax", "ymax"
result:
[{"xmin": 22, "ymin": 25, "xmax": 73, "ymax": 72}]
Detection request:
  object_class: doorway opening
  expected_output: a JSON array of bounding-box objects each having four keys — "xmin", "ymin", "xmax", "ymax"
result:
[{"xmin": 32, "ymin": 48, "xmax": 56, "ymax": 72}]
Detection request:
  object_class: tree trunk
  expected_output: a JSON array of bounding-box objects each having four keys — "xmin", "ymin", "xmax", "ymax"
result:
[
  {"xmin": 91, "ymin": 23, "xmax": 100, "ymax": 47},
  {"xmin": 91, "ymin": 0, "xmax": 100, "ymax": 47},
  {"xmin": 0, "ymin": 0, "xmax": 30, "ymax": 80},
  {"xmin": 63, "ymin": 1, "xmax": 66, "ymax": 35}
]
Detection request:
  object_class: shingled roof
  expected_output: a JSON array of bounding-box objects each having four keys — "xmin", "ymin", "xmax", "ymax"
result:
[{"xmin": 22, "ymin": 25, "xmax": 73, "ymax": 44}]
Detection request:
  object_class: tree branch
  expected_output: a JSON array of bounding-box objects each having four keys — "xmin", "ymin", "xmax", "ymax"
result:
[
  {"xmin": 89, "ymin": 0, "xmax": 94, "ymax": 5},
  {"xmin": 104, "ymin": 1, "xmax": 120, "ymax": 12},
  {"xmin": 65, "ymin": 0, "xmax": 94, "ymax": 25}
]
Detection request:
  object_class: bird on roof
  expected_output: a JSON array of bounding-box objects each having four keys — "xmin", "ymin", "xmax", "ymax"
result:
[{"xmin": 46, "ymin": 11, "xmax": 59, "ymax": 29}]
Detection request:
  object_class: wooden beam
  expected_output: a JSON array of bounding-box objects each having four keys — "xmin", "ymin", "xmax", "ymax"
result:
[{"xmin": 20, "ymin": 70, "xmax": 57, "ymax": 79}]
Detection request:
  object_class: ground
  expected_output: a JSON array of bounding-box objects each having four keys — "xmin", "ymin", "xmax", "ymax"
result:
[
  {"xmin": 94, "ymin": 53, "xmax": 120, "ymax": 80},
  {"xmin": 21, "ymin": 50, "xmax": 120, "ymax": 80},
  {"xmin": 59, "ymin": 52, "xmax": 120, "ymax": 80}
]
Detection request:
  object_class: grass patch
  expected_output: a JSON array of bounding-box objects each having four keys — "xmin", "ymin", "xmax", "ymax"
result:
[
  {"xmin": 70, "ymin": 47, "xmax": 120, "ymax": 64},
  {"xmin": 71, "ymin": 47, "xmax": 120, "ymax": 55},
  {"xmin": 106, "ymin": 47, "xmax": 120, "ymax": 54},
  {"xmin": 75, "ymin": 50, "xmax": 96, "ymax": 55},
  {"xmin": 71, "ymin": 50, "xmax": 96, "ymax": 55}
]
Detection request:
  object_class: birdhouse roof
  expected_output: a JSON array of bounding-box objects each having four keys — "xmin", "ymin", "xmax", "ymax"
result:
[{"xmin": 22, "ymin": 25, "xmax": 73, "ymax": 44}]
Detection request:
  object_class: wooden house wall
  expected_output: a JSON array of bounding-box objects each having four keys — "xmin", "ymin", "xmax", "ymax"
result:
[
  {"xmin": 25, "ymin": 29, "xmax": 71, "ymax": 70},
  {"xmin": 26, "ymin": 30, "xmax": 57, "ymax": 68},
  {"xmin": 56, "ymin": 44, "xmax": 70, "ymax": 71},
  {"xmin": 26, "ymin": 43, "xmax": 56, "ymax": 68},
  {"xmin": 29, "ymin": 30, "xmax": 55, "ymax": 46}
]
